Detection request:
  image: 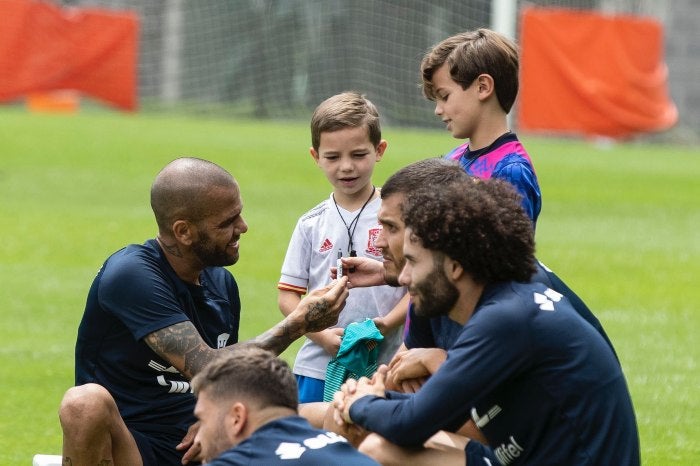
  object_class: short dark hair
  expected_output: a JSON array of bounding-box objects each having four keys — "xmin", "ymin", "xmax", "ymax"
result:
[
  {"xmin": 192, "ymin": 345, "xmax": 298, "ymax": 411},
  {"xmin": 403, "ymin": 177, "xmax": 535, "ymax": 284},
  {"xmin": 381, "ymin": 158, "xmax": 466, "ymax": 202},
  {"xmin": 421, "ymin": 28, "xmax": 519, "ymax": 113},
  {"xmin": 150, "ymin": 157, "xmax": 237, "ymax": 232}
]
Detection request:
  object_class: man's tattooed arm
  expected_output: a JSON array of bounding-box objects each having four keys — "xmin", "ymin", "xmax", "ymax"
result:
[
  {"xmin": 251, "ymin": 298, "xmax": 333, "ymax": 355},
  {"xmin": 144, "ymin": 321, "xmax": 215, "ymax": 379},
  {"xmin": 252, "ymin": 278, "xmax": 348, "ymax": 355},
  {"xmin": 144, "ymin": 278, "xmax": 348, "ymax": 374}
]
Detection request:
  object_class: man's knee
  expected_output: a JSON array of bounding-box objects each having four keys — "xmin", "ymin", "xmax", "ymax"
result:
[
  {"xmin": 359, "ymin": 433, "xmax": 400, "ymax": 465},
  {"xmin": 59, "ymin": 383, "xmax": 117, "ymax": 432}
]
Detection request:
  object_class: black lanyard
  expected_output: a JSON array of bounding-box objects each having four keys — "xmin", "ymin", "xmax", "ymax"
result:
[{"xmin": 332, "ymin": 186, "xmax": 376, "ymax": 256}]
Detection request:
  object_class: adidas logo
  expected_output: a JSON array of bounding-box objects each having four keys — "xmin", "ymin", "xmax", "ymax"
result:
[{"xmin": 319, "ymin": 238, "xmax": 333, "ymax": 252}]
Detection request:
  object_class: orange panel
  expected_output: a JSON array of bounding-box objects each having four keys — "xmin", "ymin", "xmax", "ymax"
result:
[
  {"xmin": 0, "ymin": 0, "xmax": 139, "ymax": 111},
  {"xmin": 518, "ymin": 7, "xmax": 677, "ymax": 138}
]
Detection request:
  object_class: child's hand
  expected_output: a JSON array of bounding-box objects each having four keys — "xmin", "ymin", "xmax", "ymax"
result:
[{"xmin": 308, "ymin": 327, "xmax": 344, "ymax": 357}]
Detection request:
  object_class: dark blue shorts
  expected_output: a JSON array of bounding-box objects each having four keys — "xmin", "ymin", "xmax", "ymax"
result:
[
  {"xmin": 129, "ymin": 427, "xmax": 200, "ymax": 466},
  {"xmin": 295, "ymin": 374, "xmax": 325, "ymax": 403}
]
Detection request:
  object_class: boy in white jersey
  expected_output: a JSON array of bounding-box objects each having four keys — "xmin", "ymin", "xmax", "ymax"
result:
[{"xmin": 278, "ymin": 92, "xmax": 408, "ymax": 403}]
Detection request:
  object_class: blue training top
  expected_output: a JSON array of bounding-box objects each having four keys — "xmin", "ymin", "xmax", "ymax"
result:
[
  {"xmin": 352, "ymin": 281, "xmax": 640, "ymax": 465},
  {"xmin": 405, "ymin": 260, "xmax": 618, "ymax": 361},
  {"xmin": 208, "ymin": 416, "xmax": 380, "ymax": 465},
  {"xmin": 75, "ymin": 239, "xmax": 241, "ymax": 439},
  {"xmin": 445, "ymin": 132, "xmax": 542, "ymax": 225}
]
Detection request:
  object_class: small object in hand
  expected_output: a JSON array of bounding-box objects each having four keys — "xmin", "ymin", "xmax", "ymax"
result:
[{"xmin": 337, "ymin": 250, "xmax": 344, "ymax": 279}]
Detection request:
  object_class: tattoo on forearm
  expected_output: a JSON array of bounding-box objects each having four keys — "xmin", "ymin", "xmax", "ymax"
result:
[
  {"xmin": 252, "ymin": 298, "xmax": 334, "ymax": 355},
  {"xmin": 145, "ymin": 321, "xmax": 213, "ymax": 378},
  {"xmin": 252, "ymin": 324, "xmax": 297, "ymax": 356}
]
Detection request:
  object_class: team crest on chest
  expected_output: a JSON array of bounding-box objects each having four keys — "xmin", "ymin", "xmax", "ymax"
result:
[{"xmin": 365, "ymin": 228, "xmax": 382, "ymax": 257}]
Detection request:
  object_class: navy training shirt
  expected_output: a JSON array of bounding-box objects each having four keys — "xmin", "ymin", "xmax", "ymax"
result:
[
  {"xmin": 353, "ymin": 281, "xmax": 640, "ymax": 465},
  {"xmin": 405, "ymin": 260, "xmax": 618, "ymax": 361},
  {"xmin": 208, "ymin": 416, "xmax": 380, "ymax": 465},
  {"xmin": 75, "ymin": 239, "xmax": 241, "ymax": 437}
]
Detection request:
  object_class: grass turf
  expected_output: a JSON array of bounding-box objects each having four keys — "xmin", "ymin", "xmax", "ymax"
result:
[{"xmin": 0, "ymin": 108, "xmax": 698, "ymax": 464}]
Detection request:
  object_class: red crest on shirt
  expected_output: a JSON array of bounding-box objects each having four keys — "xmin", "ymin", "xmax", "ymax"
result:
[{"xmin": 365, "ymin": 228, "xmax": 382, "ymax": 257}]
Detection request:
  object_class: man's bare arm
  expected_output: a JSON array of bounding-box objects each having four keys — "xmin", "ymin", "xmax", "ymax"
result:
[
  {"xmin": 145, "ymin": 321, "xmax": 215, "ymax": 379},
  {"xmin": 252, "ymin": 278, "xmax": 348, "ymax": 354},
  {"xmin": 145, "ymin": 277, "xmax": 349, "ymax": 378}
]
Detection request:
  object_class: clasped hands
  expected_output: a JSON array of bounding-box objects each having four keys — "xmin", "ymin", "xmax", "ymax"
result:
[
  {"xmin": 331, "ymin": 342, "xmax": 448, "ymax": 426},
  {"xmin": 332, "ymin": 365, "xmax": 388, "ymax": 427}
]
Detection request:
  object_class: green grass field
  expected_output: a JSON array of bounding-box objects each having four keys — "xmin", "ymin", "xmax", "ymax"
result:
[{"xmin": 1, "ymin": 107, "xmax": 698, "ymax": 464}]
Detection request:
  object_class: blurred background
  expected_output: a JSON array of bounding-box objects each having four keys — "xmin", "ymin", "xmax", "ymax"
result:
[
  {"xmin": 2, "ymin": 0, "xmax": 697, "ymax": 142},
  {"xmin": 2, "ymin": 1, "xmax": 699, "ymax": 463}
]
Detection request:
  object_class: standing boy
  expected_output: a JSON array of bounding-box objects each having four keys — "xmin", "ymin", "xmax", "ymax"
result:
[
  {"xmin": 421, "ymin": 28, "xmax": 542, "ymax": 225},
  {"xmin": 278, "ymin": 92, "xmax": 407, "ymax": 403}
]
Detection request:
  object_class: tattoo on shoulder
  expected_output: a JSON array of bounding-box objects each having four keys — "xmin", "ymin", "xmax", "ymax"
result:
[{"xmin": 145, "ymin": 321, "xmax": 213, "ymax": 377}]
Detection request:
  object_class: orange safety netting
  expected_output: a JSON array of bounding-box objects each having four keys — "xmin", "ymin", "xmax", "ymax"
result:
[
  {"xmin": 518, "ymin": 7, "xmax": 677, "ymax": 138},
  {"xmin": 0, "ymin": 0, "xmax": 138, "ymax": 111}
]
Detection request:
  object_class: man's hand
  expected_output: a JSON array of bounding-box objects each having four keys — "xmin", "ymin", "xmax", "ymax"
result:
[
  {"xmin": 332, "ymin": 366, "xmax": 387, "ymax": 426},
  {"xmin": 322, "ymin": 402, "xmax": 370, "ymax": 448},
  {"xmin": 386, "ymin": 348, "xmax": 447, "ymax": 392},
  {"xmin": 296, "ymin": 277, "xmax": 349, "ymax": 333},
  {"xmin": 176, "ymin": 421, "xmax": 201, "ymax": 464},
  {"xmin": 251, "ymin": 277, "xmax": 348, "ymax": 356},
  {"xmin": 331, "ymin": 257, "xmax": 386, "ymax": 289}
]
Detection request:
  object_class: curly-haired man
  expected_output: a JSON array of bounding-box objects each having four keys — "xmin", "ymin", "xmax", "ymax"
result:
[{"xmin": 333, "ymin": 177, "xmax": 639, "ymax": 466}]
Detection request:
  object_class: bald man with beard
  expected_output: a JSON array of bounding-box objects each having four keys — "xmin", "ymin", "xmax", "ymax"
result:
[{"xmin": 59, "ymin": 157, "xmax": 348, "ymax": 466}]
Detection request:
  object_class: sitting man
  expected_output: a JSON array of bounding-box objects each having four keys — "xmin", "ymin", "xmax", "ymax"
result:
[
  {"xmin": 335, "ymin": 157, "xmax": 617, "ymax": 395},
  {"xmin": 309, "ymin": 158, "xmax": 620, "ymax": 449},
  {"xmin": 192, "ymin": 345, "xmax": 379, "ymax": 464},
  {"xmin": 59, "ymin": 157, "xmax": 348, "ymax": 465},
  {"xmin": 333, "ymin": 176, "xmax": 640, "ymax": 465}
]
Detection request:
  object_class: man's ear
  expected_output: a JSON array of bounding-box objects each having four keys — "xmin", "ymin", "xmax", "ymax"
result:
[
  {"xmin": 446, "ymin": 256, "xmax": 464, "ymax": 281},
  {"xmin": 172, "ymin": 219, "xmax": 195, "ymax": 246},
  {"xmin": 226, "ymin": 402, "xmax": 248, "ymax": 439},
  {"xmin": 476, "ymin": 74, "xmax": 495, "ymax": 101}
]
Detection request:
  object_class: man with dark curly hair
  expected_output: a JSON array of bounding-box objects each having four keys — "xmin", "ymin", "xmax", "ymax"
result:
[{"xmin": 332, "ymin": 177, "xmax": 640, "ymax": 465}]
